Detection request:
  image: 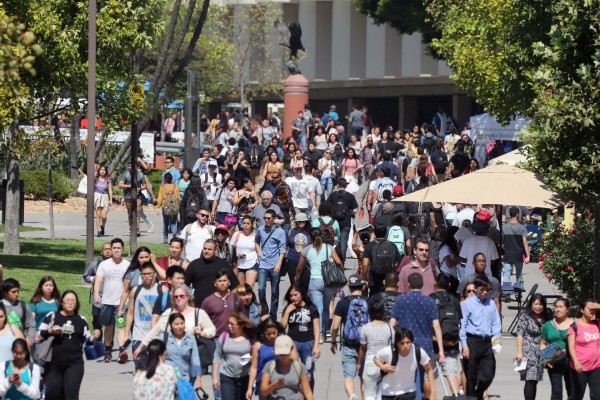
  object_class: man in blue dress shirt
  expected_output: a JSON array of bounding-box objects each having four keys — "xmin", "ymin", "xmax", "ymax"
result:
[{"xmin": 460, "ymin": 275, "xmax": 502, "ymax": 399}]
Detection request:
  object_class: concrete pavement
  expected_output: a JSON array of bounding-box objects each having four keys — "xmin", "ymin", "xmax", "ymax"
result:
[{"xmin": 4, "ymin": 189, "xmax": 567, "ymax": 399}]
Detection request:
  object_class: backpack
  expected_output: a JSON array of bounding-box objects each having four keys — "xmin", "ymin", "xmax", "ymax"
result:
[
  {"xmin": 163, "ymin": 186, "xmax": 179, "ymax": 216},
  {"xmin": 343, "ymin": 296, "xmax": 370, "ymax": 344},
  {"xmin": 371, "ymin": 239, "xmax": 398, "ymax": 275},
  {"xmin": 379, "ymin": 291, "xmax": 400, "ymax": 322},
  {"xmin": 387, "ymin": 226, "xmax": 405, "ymax": 256},
  {"xmin": 430, "ymin": 292, "xmax": 460, "ymax": 343},
  {"xmin": 318, "ymin": 218, "xmax": 336, "ymax": 246},
  {"xmin": 431, "ymin": 151, "xmax": 447, "ymax": 174},
  {"xmin": 185, "ymin": 195, "xmax": 200, "ymax": 219},
  {"xmin": 377, "ymin": 180, "xmax": 395, "ymax": 202},
  {"xmin": 330, "ymin": 192, "xmax": 348, "ymax": 220},
  {"xmin": 268, "ymin": 359, "xmax": 302, "ymax": 378},
  {"xmin": 380, "ymin": 343, "xmax": 422, "ymax": 379},
  {"xmin": 407, "ymin": 202, "xmax": 430, "ymax": 236}
]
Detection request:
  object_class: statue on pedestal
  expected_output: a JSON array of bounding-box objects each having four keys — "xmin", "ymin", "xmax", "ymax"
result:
[{"xmin": 274, "ymin": 20, "xmax": 305, "ymax": 75}]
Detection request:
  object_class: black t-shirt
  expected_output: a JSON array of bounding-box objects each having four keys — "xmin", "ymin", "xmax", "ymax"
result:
[
  {"xmin": 333, "ymin": 295, "xmax": 367, "ymax": 346},
  {"xmin": 41, "ymin": 313, "xmax": 89, "ymax": 366},
  {"xmin": 287, "ymin": 303, "xmax": 319, "ymax": 342},
  {"xmin": 363, "ymin": 240, "xmax": 402, "ymax": 291},
  {"xmin": 327, "ymin": 190, "xmax": 358, "ymax": 228},
  {"xmin": 303, "ymin": 150, "xmax": 320, "ymax": 170},
  {"xmin": 185, "ymin": 257, "xmax": 240, "ymax": 307}
]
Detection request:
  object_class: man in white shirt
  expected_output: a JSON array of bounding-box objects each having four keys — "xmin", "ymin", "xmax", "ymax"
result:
[
  {"xmin": 181, "ymin": 208, "xmax": 215, "ymax": 262},
  {"xmin": 459, "ymin": 212, "xmax": 499, "ymax": 276},
  {"xmin": 199, "ymin": 161, "xmax": 222, "ymax": 211},
  {"xmin": 453, "ymin": 204, "xmax": 475, "ymax": 227},
  {"xmin": 285, "ymin": 166, "xmax": 316, "ymax": 214},
  {"xmin": 303, "ymin": 165, "xmax": 322, "ymax": 217},
  {"xmin": 93, "ymin": 238, "xmax": 131, "ymax": 363}
]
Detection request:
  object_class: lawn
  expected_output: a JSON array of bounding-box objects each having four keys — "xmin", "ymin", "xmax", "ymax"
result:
[
  {"xmin": 0, "ymin": 225, "xmax": 46, "ymax": 233},
  {"xmin": 0, "ymin": 238, "xmax": 169, "ymax": 322}
]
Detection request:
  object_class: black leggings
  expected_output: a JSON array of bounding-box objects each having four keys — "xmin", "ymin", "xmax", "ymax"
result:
[
  {"xmin": 570, "ymin": 367, "xmax": 600, "ymax": 400},
  {"xmin": 524, "ymin": 380, "xmax": 538, "ymax": 400},
  {"xmin": 548, "ymin": 363, "xmax": 571, "ymax": 400},
  {"xmin": 46, "ymin": 362, "xmax": 85, "ymax": 400}
]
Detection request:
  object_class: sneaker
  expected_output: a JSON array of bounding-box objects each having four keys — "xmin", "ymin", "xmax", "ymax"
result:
[
  {"xmin": 349, "ymin": 394, "xmax": 359, "ymax": 400},
  {"xmin": 103, "ymin": 353, "xmax": 112, "ymax": 363},
  {"xmin": 319, "ymin": 336, "xmax": 324, "ymax": 344},
  {"xmin": 122, "ymin": 338, "xmax": 132, "ymax": 349},
  {"xmin": 117, "ymin": 350, "xmax": 128, "ymax": 364},
  {"xmin": 326, "ymin": 330, "xmax": 331, "ymax": 338},
  {"xmin": 148, "ymin": 222, "xmax": 154, "ymax": 233}
]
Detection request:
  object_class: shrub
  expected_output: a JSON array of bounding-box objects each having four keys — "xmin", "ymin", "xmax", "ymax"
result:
[
  {"xmin": 21, "ymin": 170, "xmax": 75, "ymax": 202},
  {"xmin": 537, "ymin": 211, "xmax": 595, "ymax": 304},
  {"xmin": 146, "ymin": 169, "xmax": 162, "ymax": 193}
]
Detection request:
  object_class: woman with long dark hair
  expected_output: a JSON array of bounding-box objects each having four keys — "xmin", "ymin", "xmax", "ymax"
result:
[
  {"xmin": 29, "ymin": 276, "xmax": 60, "ymax": 331},
  {"xmin": 94, "ymin": 164, "xmax": 112, "ymax": 237},
  {"xmin": 567, "ymin": 299, "xmax": 600, "ymax": 400},
  {"xmin": 236, "ymin": 283, "xmax": 261, "ymax": 326},
  {"xmin": 213, "ymin": 312, "xmax": 257, "ymax": 400},
  {"xmin": 294, "ymin": 228, "xmax": 343, "ymax": 343},
  {"xmin": 39, "ymin": 291, "xmax": 94, "ymax": 400},
  {"xmin": 374, "ymin": 328, "xmax": 436, "ymax": 400},
  {"xmin": 341, "ymin": 147, "xmax": 362, "ymax": 194},
  {"xmin": 262, "ymin": 151, "xmax": 284, "ymax": 183},
  {"xmin": 281, "ymin": 284, "xmax": 320, "ymax": 390},
  {"xmin": 282, "ymin": 143, "xmax": 297, "ymax": 175},
  {"xmin": 0, "ymin": 338, "xmax": 41, "ymax": 399},
  {"xmin": 540, "ymin": 297, "xmax": 573, "ymax": 400},
  {"xmin": 439, "ymin": 225, "xmax": 460, "ymax": 294},
  {"xmin": 133, "ymin": 339, "xmax": 177, "ymax": 400},
  {"xmin": 516, "ymin": 293, "xmax": 550, "ymax": 400},
  {"xmin": 233, "ymin": 177, "xmax": 258, "ymax": 226}
]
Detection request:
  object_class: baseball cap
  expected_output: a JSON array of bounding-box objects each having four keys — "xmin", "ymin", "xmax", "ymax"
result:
[
  {"xmin": 215, "ymin": 224, "xmax": 229, "ymax": 233},
  {"xmin": 348, "ymin": 274, "xmax": 366, "ymax": 287},
  {"xmin": 476, "ymin": 209, "xmax": 493, "ymax": 221},
  {"xmin": 208, "ymin": 160, "xmax": 218, "ymax": 168},
  {"xmin": 274, "ymin": 335, "xmax": 294, "ymax": 355},
  {"xmin": 393, "ymin": 186, "xmax": 403, "ymax": 196},
  {"xmin": 293, "ymin": 165, "xmax": 303, "ymax": 171}
]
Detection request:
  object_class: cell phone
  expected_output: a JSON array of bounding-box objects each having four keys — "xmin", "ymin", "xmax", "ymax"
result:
[{"xmin": 10, "ymin": 373, "xmax": 19, "ymax": 380}]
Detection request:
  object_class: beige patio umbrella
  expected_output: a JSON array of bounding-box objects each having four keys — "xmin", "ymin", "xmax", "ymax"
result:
[
  {"xmin": 487, "ymin": 145, "xmax": 530, "ymax": 166},
  {"xmin": 395, "ymin": 164, "xmax": 564, "ymax": 208}
]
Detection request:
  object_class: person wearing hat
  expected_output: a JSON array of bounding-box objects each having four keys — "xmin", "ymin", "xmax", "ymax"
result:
[
  {"xmin": 199, "ymin": 159, "xmax": 222, "ymax": 212},
  {"xmin": 284, "ymin": 165, "xmax": 316, "ymax": 215},
  {"xmin": 260, "ymin": 335, "xmax": 314, "ymax": 400},
  {"xmin": 459, "ymin": 209, "xmax": 500, "ymax": 277},
  {"xmin": 285, "ymin": 213, "xmax": 311, "ymax": 286},
  {"xmin": 502, "ymin": 206, "xmax": 530, "ymax": 287},
  {"xmin": 252, "ymin": 190, "xmax": 284, "ymax": 230},
  {"xmin": 330, "ymin": 274, "xmax": 368, "ymax": 400},
  {"xmin": 213, "ymin": 223, "xmax": 234, "ymax": 265}
]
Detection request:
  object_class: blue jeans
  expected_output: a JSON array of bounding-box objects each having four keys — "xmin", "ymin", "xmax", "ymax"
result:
[
  {"xmin": 162, "ymin": 210, "xmax": 177, "ymax": 241},
  {"xmin": 308, "ymin": 278, "xmax": 335, "ymax": 337},
  {"xmin": 294, "ymin": 340, "xmax": 315, "ymax": 390},
  {"xmin": 458, "ymin": 263, "xmax": 466, "ymax": 280},
  {"xmin": 339, "ymin": 226, "xmax": 351, "ymax": 263},
  {"xmin": 258, "ymin": 268, "xmax": 281, "ymax": 318},
  {"xmin": 502, "ymin": 262, "xmax": 524, "ymax": 287},
  {"xmin": 321, "ymin": 177, "xmax": 333, "ymax": 201},
  {"xmin": 299, "ymin": 134, "xmax": 307, "ymax": 151},
  {"xmin": 220, "ymin": 374, "xmax": 249, "ymax": 400}
]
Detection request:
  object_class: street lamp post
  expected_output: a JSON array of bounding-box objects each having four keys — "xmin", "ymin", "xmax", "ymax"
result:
[{"xmin": 86, "ymin": 0, "xmax": 97, "ymax": 263}]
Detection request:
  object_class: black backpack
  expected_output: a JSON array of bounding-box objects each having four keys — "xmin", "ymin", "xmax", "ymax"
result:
[
  {"xmin": 430, "ymin": 291, "xmax": 460, "ymax": 343},
  {"xmin": 408, "ymin": 202, "xmax": 430, "ymax": 236},
  {"xmin": 379, "ymin": 291, "xmax": 400, "ymax": 322},
  {"xmin": 431, "ymin": 150, "xmax": 447, "ymax": 174},
  {"xmin": 185, "ymin": 195, "xmax": 200, "ymax": 219},
  {"xmin": 371, "ymin": 239, "xmax": 398, "ymax": 275},
  {"xmin": 330, "ymin": 191, "xmax": 348, "ymax": 220},
  {"xmin": 381, "ymin": 343, "xmax": 422, "ymax": 379}
]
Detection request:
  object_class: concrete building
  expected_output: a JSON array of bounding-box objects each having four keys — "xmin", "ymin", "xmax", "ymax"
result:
[{"xmin": 209, "ymin": 0, "xmax": 477, "ymax": 131}]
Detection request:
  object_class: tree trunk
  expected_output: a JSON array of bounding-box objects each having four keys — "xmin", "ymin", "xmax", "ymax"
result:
[
  {"xmin": 3, "ymin": 125, "xmax": 20, "ymax": 255},
  {"xmin": 48, "ymin": 150, "xmax": 55, "ymax": 239},
  {"xmin": 69, "ymin": 107, "xmax": 81, "ymax": 179}
]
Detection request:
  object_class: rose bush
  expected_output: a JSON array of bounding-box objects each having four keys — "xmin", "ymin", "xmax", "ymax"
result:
[{"xmin": 537, "ymin": 211, "xmax": 595, "ymax": 304}]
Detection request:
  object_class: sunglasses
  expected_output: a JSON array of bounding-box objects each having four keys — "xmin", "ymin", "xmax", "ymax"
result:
[
  {"xmin": 466, "ymin": 289, "xmax": 475, "ymax": 294},
  {"xmin": 198, "ymin": 213, "xmax": 210, "ymax": 217},
  {"xmin": 174, "ymin": 294, "xmax": 187, "ymax": 299}
]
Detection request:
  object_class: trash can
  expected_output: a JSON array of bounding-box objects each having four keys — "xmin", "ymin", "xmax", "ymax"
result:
[{"xmin": 0, "ymin": 179, "xmax": 24, "ymax": 225}]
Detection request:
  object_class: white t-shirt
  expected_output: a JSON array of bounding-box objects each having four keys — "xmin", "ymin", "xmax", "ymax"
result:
[
  {"xmin": 453, "ymin": 208, "xmax": 475, "ymax": 227},
  {"xmin": 231, "ymin": 231, "xmax": 258, "ymax": 270},
  {"xmin": 460, "ymin": 235, "xmax": 499, "ymax": 276},
  {"xmin": 319, "ymin": 158, "xmax": 335, "ymax": 178},
  {"xmin": 305, "ymin": 175, "xmax": 322, "ymax": 196},
  {"xmin": 183, "ymin": 222, "xmax": 215, "ymax": 261},
  {"xmin": 200, "ymin": 172, "xmax": 222, "ymax": 201},
  {"xmin": 439, "ymin": 244, "xmax": 457, "ymax": 279},
  {"xmin": 454, "ymin": 226, "xmax": 474, "ymax": 245},
  {"xmin": 376, "ymin": 345, "xmax": 430, "ymax": 396},
  {"xmin": 96, "ymin": 258, "xmax": 130, "ymax": 306},
  {"xmin": 285, "ymin": 177, "xmax": 313, "ymax": 209}
]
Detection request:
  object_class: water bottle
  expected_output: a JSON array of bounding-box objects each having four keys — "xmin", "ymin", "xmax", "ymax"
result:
[
  {"xmin": 116, "ymin": 316, "xmax": 125, "ymax": 329},
  {"xmin": 359, "ymin": 207, "xmax": 365, "ymax": 219}
]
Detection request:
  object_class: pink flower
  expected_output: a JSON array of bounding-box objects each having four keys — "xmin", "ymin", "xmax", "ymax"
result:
[
  {"xmin": 539, "ymin": 263, "xmax": 544, "ymax": 270},
  {"xmin": 549, "ymin": 253, "xmax": 554, "ymax": 256},
  {"xmin": 546, "ymin": 273, "xmax": 552, "ymax": 279},
  {"xmin": 567, "ymin": 266, "xmax": 573, "ymax": 271}
]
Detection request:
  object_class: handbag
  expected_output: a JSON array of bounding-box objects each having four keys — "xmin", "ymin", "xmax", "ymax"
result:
[
  {"xmin": 33, "ymin": 313, "xmax": 56, "ymax": 362},
  {"xmin": 321, "ymin": 245, "xmax": 347, "ymax": 288},
  {"xmin": 193, "ymin": 310, "xmax": 216, "ymax": 375}
]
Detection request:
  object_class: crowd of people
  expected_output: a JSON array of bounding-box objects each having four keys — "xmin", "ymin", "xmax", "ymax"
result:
[{"xmin": 2, "ymin": 105, "xmax": 599, "ymax": 400}]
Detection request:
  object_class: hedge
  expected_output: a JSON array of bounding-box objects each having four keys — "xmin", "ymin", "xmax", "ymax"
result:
[{"xmin": 21, "ymin": 170, "xmax": 75, "ymax": 202}]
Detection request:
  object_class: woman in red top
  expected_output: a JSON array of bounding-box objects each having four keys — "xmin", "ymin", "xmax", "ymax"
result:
[{"xmin": 567, "ymin": 299, "xmax": 600, "ymax": 400}]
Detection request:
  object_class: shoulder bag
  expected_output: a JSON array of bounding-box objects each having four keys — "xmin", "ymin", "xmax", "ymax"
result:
[{"xmin": 321, "ymin": 245, "xmax": 347, "ymax": 288}]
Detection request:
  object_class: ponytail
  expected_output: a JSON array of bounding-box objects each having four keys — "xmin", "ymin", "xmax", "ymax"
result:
[{"xmin": 310, "ymin": 228, "xmax": 323, "ymax": 251}]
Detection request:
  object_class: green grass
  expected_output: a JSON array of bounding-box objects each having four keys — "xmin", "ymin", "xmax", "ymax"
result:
[
  {"xmin": 0, "ymin": 238, "xmax": 169, "ymax": 322},
  {"xmin": 0, "ymin": 225, "xmax": 46, "ymax": 233}
]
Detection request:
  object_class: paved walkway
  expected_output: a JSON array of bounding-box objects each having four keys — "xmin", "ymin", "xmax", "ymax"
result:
[{"xmin": 3, "ymin": 186, "xmax": 566, "ymax": 399}]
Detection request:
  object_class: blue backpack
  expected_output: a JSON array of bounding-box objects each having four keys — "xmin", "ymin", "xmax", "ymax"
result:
[{"xmin": 343, "ymin": 296, "xmax": 370, "ymax": 344}]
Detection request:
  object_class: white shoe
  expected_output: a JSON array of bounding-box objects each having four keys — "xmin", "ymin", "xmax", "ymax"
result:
[
  {"xmin": 349, "ymin": 394, "xmax": 359, "ymax": 400},
  {"xmin": 147, "ymin": 222, "xmax": 154, "ymax": 233}
]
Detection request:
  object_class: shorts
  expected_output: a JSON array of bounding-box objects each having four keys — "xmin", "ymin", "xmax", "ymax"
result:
[
  {"xmin": 438, "ymin": 349, "xmax": 460, "ymax": 377},
  {"xmin": 132, "ymin": 340, "xmax": 147, "ymax": 370},
  {"xmin": 342, "ymin": 345, "xmax": 359, "ymax": 378},
  {"xmin": 94, "ymin": 193, "xmax": 110, "ymax": 209},
  {"xmin": 239, "ymin": 262, "xmax": 259, "ymax": 273},
  {"xmin": 382, "ymin": 393, "xmax": 416, "ymax": 400},
  {"xmin": 98, "ymin": 304, "xmax": 118, "ymax": 327}
]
